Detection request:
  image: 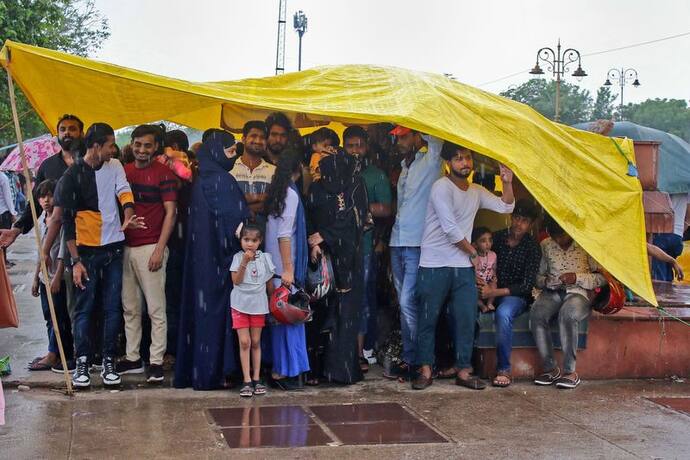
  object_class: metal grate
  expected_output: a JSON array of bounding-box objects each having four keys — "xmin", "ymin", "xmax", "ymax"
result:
[{"xmin": 208, "ymin": 402, "xmax": 449, "ymax": 449}]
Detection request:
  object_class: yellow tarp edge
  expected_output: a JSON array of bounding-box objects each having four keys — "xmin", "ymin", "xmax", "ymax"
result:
[{"xmin": 0, "ymin": 40, "xmax": 656, "ymax": 305}]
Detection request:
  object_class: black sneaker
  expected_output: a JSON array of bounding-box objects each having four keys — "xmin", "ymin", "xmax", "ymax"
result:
[
  {"xmin": 555, "ymin": 374, "xmax": 581, "ymax": 389},
  {"xmin": 72, "ymin": 356, "xmax": 91, "ymax": 388},
  {"xmin": 100, "ymin": 357, "xmax": 121, "ymax": 386},
  {"xmin": 146, "ymin": 364, "xmax": 164, "ymax": 384},
  {"xmin": 534, "ymin": 367, "xmax": 561, "ymax": 386},
  {"xmin": 51, "ymin": 359, "xmax": 76, "ymax": 374},
  {"xmin": 116, "ymin": 358, "xmax": 144, "ymax": 375}
]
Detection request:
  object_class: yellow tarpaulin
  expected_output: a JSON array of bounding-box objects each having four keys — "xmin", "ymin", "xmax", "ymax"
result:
[{"xmin": 0, "ymin": 40, "xmax": 655, "ymax": 305}]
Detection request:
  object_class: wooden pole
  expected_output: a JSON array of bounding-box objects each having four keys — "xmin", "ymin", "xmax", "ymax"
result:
[{"xmin": 5, "ymin": 68, "xmax": 74, "ymax": 395}]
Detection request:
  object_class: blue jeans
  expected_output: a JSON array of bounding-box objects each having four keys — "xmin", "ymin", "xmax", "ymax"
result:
[
  {"xmin": 494, "ymin": 296, "xmax": 528, "ymax": 373},
  {"xmin": 415, "ymin": 266, "xmax": 477, "ymax": 369},
  {"xmin": 390, "ymin": 246, "xmax": 420, "ymax": 365},
  {"xmin": 530, "ymin": 291, "xmax": 591, "ymax": 374},
  {"xmin": 39, "ymin": 282, "xmax": 73, "ymax": 359},
  {"xmin": 73, "ymin": 245, "xmax": 124, "ymax": 360},
  {"xmin": 651, "ymin": 233, "xmax": 683, "ymax": 281}
]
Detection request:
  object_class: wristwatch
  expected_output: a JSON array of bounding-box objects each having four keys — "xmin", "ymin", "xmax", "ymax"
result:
[{"xmin": 71, "ymin": 256, "xmax": 82, "ymax": 266}]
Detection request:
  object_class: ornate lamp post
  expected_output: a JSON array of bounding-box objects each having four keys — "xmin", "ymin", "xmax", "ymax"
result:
[
  {"xmin": 604, "ymin": 68, "xmax": 640, "ymax": 120},
  {"xmin": 293, "ymin": 10, "xmax": 308, "ymax": 71},
  {"xmin": 529, "ymin": 39, "xmax": 587, "ymax": 122}
]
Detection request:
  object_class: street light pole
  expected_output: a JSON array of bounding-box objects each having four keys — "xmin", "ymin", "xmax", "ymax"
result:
[
  {"xmin": 293, "ymin": 10, "xmax": 308, "ymax": 71},
  {"xmin": 529, "ymin": 39, "xmax": 587, "ymax": 122},
  {"xmin": 603, "ymin": 68, "xmax": 640, "ymax": 121}
]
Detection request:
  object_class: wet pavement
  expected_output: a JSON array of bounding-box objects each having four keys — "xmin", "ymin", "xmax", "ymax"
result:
[
  {"xmin": 1, "ymin": 235, "xmax": 690, "ymax": 458},
  {"xmin": 1, "ymin": 378, "xmax": 689, "ymax": 458}
]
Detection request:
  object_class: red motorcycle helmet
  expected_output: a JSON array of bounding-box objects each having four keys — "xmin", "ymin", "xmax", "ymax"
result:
[
  {"xmin": 270, "ymin": 285, "xmax": 313, "ymax": 325},
  {"xmin": 591, "ymin": 271, "xmax": 625, "ymax": 315}
]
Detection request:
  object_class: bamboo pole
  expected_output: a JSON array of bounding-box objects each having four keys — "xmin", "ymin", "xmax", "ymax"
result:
[{"xmin": 5, "ymin": 67, "xmax": 74, "ymax": 395}]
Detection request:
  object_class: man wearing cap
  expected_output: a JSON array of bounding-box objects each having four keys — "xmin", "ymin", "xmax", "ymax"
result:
[
  {"xmin": 385, "ymin": 125, "xmax": 443, "ymax": 380},
  {"xmin": 477, "ymin": 199, "xmax": 542, "ymax": 387}
]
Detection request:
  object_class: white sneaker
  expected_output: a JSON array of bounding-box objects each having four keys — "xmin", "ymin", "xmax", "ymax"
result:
[
  {"xmin": 72, "ymin": 356, "xmax": 91, "ymax": 388},
  {"xmin": 363, "ymin": 349, "xmax": 377, "ymax": 365},
  {"xmin": 100, "ymin": 357, "xmax": 121, "ymax": 386}
]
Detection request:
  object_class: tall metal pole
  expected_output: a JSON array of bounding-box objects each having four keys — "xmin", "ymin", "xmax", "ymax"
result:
[
  {"xmin": 554, "ymin": 40, "xmax": 561, "ymax": 122},
  {"xmin": 619, "ymin": 69, "xmax": 625, "ymax": 118},
  {"xmin": 6, "ymin": 67, "xmax": 73, "ymax": 395},
  {"xmin": 604, "ymin": 68, "xmax": 640, "ymax": 121},
  {"xmin": 297, "ymin": 31, "xmax": 303, "ymax": 71},
  {"xmin": 275, "ymin": 0, "xmax": 287, "ymax": 75},
  {"xmin": 530, "ymin": 39, "xmax": 587, "ymax": 123}
]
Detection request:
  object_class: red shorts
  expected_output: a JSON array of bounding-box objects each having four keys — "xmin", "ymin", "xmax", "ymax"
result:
[{"xmin": 231, "ymin": 308, "xmax": 266, "ymax": 329}]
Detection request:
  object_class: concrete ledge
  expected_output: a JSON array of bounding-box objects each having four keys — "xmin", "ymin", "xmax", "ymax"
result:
[{"xmin": 477, "ymin": 307, "xmax": 690, "ymax": 380}]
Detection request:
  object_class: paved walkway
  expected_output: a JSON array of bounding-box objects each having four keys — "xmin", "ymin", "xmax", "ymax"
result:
[
  {"xmin": 1, "ymin": 379, "xmax": 688, "ymax": 458},
  {"xmin": 1, "ymin": 235, "xmax": 689, "ymax": 458}
]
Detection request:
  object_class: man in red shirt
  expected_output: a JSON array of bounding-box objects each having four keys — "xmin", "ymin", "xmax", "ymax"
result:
[{"xmin": 117, "ymin": 125, "xmax": 177, "ymax": 383}]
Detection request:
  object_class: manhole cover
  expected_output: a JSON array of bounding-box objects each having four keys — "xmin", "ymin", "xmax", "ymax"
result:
[
  {"xmin": 648, "ymin": 397, "xmax": 690, "ymax": 417},
  {"xmin": 208, "ymin": 402, "xmax": 449, "ymax": 449}
]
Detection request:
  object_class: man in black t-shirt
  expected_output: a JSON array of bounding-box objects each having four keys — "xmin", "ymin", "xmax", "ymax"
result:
[{"xmin": 477, "ymin": 199, "xmax": 541, "ymax": 387}]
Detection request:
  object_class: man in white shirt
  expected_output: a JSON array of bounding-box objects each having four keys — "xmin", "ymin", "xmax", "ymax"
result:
[{"xmin": 412, "ymin": 142, "xmax": 514, "ymax": 391}]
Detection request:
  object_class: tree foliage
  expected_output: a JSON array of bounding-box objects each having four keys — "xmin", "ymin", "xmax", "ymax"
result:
[
  {"xmin": 500, "ymin": 78, "xmax": 593, "ymax": 126},
  {"xmin": 591, "ymin": 86, "xmax": 618, "ymax": 121},
  {"xmin": 501, "ymin": 79, "xmax": 690, "ymax": 142},
  {"xmin": 0, "ymin": 0, "xmax": 110, "ymax": 146},
  {"xmin": 624, "ymin": 98, "xmax": 690, "ymax": 141}
]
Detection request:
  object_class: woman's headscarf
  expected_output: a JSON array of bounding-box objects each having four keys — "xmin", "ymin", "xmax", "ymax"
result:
[{"xmin": 318, "ymin": 152, "xmax": 357, "ymax": 195}]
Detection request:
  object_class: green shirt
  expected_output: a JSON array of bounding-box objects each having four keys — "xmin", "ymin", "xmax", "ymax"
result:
[{"xmin": 361, "ymin": 164, "xmax": 392, "ymax": 256}]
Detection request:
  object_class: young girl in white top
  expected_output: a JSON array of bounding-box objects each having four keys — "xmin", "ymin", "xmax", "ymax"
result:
[{"xmin": 230, "ymin": 224, "xmax": 275, "ymax": 397}]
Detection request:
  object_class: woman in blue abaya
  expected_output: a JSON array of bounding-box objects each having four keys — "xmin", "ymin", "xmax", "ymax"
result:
[{"xmin": 174, "ymin": 133, "xmax": 249, "ymax": 390}]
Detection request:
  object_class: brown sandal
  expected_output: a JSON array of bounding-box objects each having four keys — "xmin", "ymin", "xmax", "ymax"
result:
[{"xmin": 492, "ymin": 371, "xmax": 512, "ymax": 387}]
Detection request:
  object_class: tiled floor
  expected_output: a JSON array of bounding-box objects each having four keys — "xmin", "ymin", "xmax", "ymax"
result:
[
  {"xmin": 648, "ymin": 397, "xmax": 690, "ymax": 417},
  {"xmin": 208, "ymin": 402, "xmax": 449, "ymax": 449}
]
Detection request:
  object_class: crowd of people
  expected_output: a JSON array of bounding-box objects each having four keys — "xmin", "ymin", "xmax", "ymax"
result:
[{"xmin": 0, "ymin": 111, "xmax": 686, "ymax": 395}]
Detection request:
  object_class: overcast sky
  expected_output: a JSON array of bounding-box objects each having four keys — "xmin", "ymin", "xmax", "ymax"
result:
[{"xmin": 93, "ymin": 0, "xmax": 690, "ymax": 105}]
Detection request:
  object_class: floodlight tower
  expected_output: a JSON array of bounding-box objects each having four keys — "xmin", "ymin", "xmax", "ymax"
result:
[
  {"xmin": 293, "ymin": 10, "xmax": 308, "ymax": 71},
  {"xmin": 275, "ymin": 0, "xmax": 287, "ymax": 75}
]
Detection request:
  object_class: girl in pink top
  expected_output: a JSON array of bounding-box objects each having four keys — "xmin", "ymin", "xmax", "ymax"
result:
[{"xmin": 472, "ymin": 227, "xmax": 497, "ymax": 313}]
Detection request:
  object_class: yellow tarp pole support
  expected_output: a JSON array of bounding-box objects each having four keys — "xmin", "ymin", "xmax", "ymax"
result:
[{"xmin": 5, "ymin": 65, "xmax": 74, "ymax": 396}]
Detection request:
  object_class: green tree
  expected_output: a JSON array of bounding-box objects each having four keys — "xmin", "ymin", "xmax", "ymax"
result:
[
  {"xmin": 500, "ymin": 78, "xmax": 593, "ymax": 125},
  {"xmin": 624, "ymin": 98, "xmax": 690, "ymax": 142},
  {"xmin": 0, "ymin": 0, "xmax": 110, "ymax": 146},
  {"xmin": 591, "ymin": 86, "xmax": 618, "ymax": 121}
]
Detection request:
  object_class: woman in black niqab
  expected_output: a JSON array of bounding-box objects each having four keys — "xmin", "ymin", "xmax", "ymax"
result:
[{"xmin": 305, "ymin": 152, "xmax": 368, "ymax": 385}]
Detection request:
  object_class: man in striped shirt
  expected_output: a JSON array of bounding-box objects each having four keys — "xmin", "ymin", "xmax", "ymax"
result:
[{"xmin": 60, "ymin": 123, "xmax": 144, "ymax": 388}]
